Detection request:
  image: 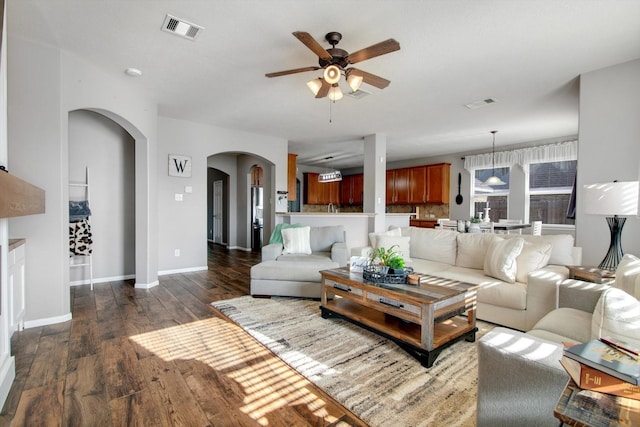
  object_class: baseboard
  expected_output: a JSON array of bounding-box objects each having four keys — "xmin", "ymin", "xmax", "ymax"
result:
[
  {"xmin": 70, "ymin": 274, "xmax": 136, "ymax": 287},
  {"xmin": 0, "ymin": 353, "xmax": 15, "ymax": 410},
  {"xmin": 157, "ymin": 266, "xmax": 208, "ymax": 276},
  {"xmin": 23, "ymin": 312, "xmax": 73, "ymax": 329},
  {"xmin": 134, "ymin": 280, "xmax": 159, "ymax": 289}
]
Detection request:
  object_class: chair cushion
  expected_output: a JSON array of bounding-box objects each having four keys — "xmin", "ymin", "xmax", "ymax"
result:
[
  {"xmin": 268, "ymin": 223, "xmax": 303, "ymax": 244},
  {"xmin": 531, "ymin": 307, "xmax": 593, "ymax": 343},
  {"xmin": 591, "ymin": 287, "xmax": 640, "ymax": 347},
  {"xmin": 515, "ymin": 241, "xmax": 552, "ymax": 283},
  {"xmin": 455, "ymin": 233, "xmax": 496, "ymax": 269},
  {"xmin": 484, "ymin": 237, "xmax": 524, "ymax": 283},
  {"xmin": 614, "ymin": 254, "xmax": 640, "ymax": 300},
  {"xmin": 281, "ymin": 226, "xmax": 312, "ymax": 255}
]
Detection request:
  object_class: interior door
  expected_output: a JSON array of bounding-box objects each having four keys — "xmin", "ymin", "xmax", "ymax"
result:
[{"xmin": 213, "ymin": 180, "xmax": 223, "ymax": 244}]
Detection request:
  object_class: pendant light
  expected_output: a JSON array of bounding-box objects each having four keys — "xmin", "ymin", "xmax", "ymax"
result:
[{"xmin": 483, "ymin": 130, "xmax": 506, "ymax": 186}]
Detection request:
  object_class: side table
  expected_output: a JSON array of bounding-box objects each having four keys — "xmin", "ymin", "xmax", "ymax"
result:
[
  {"xmin": 566, "ymin": 265, "xmax": 615, "ymax": 284},
  {"xmin": 554, "ymin": 380, "xmax": 639, "ymax": 426}
]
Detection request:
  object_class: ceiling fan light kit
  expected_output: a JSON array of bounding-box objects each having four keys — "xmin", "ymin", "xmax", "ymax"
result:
[{"xmin": 266, "ymin": 31, "xmax": 400, "ymax": 101}]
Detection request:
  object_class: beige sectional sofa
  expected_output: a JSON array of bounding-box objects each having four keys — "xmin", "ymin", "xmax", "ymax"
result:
[{"xmin": 357, "ymin": 226, "xmax": 582, "ymax": 331}]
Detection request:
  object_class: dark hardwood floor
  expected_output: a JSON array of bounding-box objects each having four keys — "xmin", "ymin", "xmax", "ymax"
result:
[{"xmin": 0, "ymin": 244, "xmax": 366, "ymax": 427}]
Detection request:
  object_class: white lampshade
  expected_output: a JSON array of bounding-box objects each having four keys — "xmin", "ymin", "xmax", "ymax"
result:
[
  {"xmin": 328, "ymin": 85, "xmax": 343, "ymax": 101},
  {"xmin": 347, "ymin": 73, "xmax": 363, "ymax": 92},
  {"xmin": 306, "ymin": 78, "xmax": 322, "ymax": 96},
  {"xmin": 583, "ymin": 181, "xmax": 639, "ymax": 216},
  {"xmin": 323, "ymin": 65, "xmax": 341, "ymax": 84},
  {"xmin": 483, "ymin": 175, "xmax": 506, "ymax": 186}
]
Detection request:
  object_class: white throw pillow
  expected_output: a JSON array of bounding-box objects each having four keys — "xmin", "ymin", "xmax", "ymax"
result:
[
  {"xmin": 591, "ymin": 287, "xmax": 640, "ymax": 347},
  {"xmin": 484, "ymin": 237, "xmax": 525, "ymax": 283},
  {"xmin": 375, "ymin": 235, "xmax": 412, "ymax": 262},
  {"xmin": 368, "ymin": 227, "xmax": 402, "ymax": 248},
  {"xmin": 515, "ymin": 241, "xmax": 552, "ymax": 283},
  {"xmin": 614, "ymin": 254, "xmax": 640, "ymax": 300},
  {"xmin": 456, "ymin": 233, "xmax": 497, "ymax": 269},
  {"xmin": 281, "ymin": 226, "xmax": 312, "ymax": 255}
]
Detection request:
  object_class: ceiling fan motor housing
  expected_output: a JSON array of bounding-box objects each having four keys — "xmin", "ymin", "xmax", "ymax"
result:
[{"xmin": 319, "ymin": 32, "xmax": 349, "ymax": 68}]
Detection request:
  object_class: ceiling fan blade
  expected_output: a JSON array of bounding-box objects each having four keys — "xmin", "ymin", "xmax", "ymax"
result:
[
  {"xmin": 346, "ymin": 39, "xmax": 400, "ymax": 64},
  {"xmin": 293, "ymin": 31, "xmax": 333, "ymax": 61},
  {"xmin": 349, "ymin": 68, "xmax": 391, "ymax": 89},
  {"xmin": 265, "ymin": 66, "xmax": 320, "ymax": 78},
  {"xmin": 315, "ymin": 79, "xmax": 330, "ymax": 98}
]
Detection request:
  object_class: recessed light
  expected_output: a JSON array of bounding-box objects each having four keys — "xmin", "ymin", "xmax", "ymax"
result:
[{"xmin": 125, "ymin": 68, "xmax": 143, "ymax": 77}]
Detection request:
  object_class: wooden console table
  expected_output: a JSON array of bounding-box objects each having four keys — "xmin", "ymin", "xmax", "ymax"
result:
[{"xmin": 319, "ymin": 268, "xmax": 478, "ymax": 367}]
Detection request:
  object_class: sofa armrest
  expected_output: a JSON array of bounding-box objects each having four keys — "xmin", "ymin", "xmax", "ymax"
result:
[
  {"xmin": 331, "ymin": 242, "xmax": 349, "ymax": 266},
  {"xmin": 477, "ymin": 327, "xmax": 568, "ymax": 427},
  {"xmin": 523, "ymin": 265, "xmax": 569, "ymax": 330},
  {"xmin": 261, "ymin": 243, "xmax": 283, "ymax": 261},
  {"xmin": 558, "ymin": 279, "xmax": 609, "ymax": 313}
]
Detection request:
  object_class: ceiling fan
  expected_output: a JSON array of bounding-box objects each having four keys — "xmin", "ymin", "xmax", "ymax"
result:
[{"xmin": 265, "ymin": 31, "xmax": 400, "ymax": 100}]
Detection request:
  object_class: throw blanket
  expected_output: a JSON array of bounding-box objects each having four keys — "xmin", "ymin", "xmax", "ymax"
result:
[
  {"xmin": 69, "ymin": 200, "xmax": 92, "ymax": 222},
  {"xmin": 69, "ymin": 218, "xmax": 93, "ymax": 256}
]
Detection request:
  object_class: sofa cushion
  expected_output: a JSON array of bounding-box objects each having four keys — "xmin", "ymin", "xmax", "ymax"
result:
[
  {"xmin": 436, "ymin": 266, "xmax": 527, "ymax": 310},
  {"xmin": 282, "ymin": 226, "xmax": 312, "ymax": 255},
  {"xmin": 406, "ymin": 259, "xmax": 453, "ymax": 276},
  {"xmin": 375, "ymin": 235, "xmax": 412, "ymax": 262},
  {"xmin": 268, "ymin": 223, "xmax": 303, "ymax": 244},
  {"xmin": 484, "ymin": 237, "xmax": 524, "ymax": 283},
  {"xmin": 530, "ymin": 307, "xmax": 593, "ymax": 343},
  {"xmin": 614, "ymin": 254, "xmax": 640, "ymax": 300},
  {"xmin": 504, "ymin": 234, "xmax": 575, "ymax": 265},
  {"xmin": 515, "ymin": 241, "xmax": 552, "ymax": 284},
  {"xmin": 456, "ymin": 233, "xmax": 496, "ymax": 269},
  {"xmin": 277, "ymin": 253, "xmax": 332, "ymax": 263},
  {"xmin": 251, "ymin": 259, "xmax": 337, "ymax": 282},
  {"xmin": 368, "ymin": 227, "xmax": 402, "ymax": 247},
  {"xmin": 309, "ymin": 225, "xmax": 345, "ymax": 252},
  {"xmin": 401, "ymin": 227, "xmax": 457, "ymax": 265},
  {"xmin": 591, "ymin": 287, "xmax": 640, "ymax": 347}
]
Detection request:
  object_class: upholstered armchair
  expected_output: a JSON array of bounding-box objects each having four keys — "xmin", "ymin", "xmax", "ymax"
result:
[{"xmin": 476, "ymin": 254, "xmax": 640, "ymax": 427}]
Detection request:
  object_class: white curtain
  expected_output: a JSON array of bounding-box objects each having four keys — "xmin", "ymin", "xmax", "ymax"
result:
[{"xmin": 464, "ymin": 140, "xmax": 578, "ymax": 171}]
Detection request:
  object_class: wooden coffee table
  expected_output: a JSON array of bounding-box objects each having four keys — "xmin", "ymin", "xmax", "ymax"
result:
[{"xmin": 319, "ymin": 267, "xmax": 479, "ymax": 368}]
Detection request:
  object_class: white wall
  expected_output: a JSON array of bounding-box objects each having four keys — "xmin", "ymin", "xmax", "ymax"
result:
[
  {"xmin": 68, "ymin": 110, "xmax": 135, "ymax": 284},
  {"xmin": 577, "ymin": 59, "xmax": 640, "ymax": 265},
  {"xmin": 157, "ymin": 116, "xmax": 287, "ymax": 271}
]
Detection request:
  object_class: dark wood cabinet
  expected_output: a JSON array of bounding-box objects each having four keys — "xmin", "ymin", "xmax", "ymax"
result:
[
  {"xmin": 386, "ymin": 168, "xmax": 410, "ymax": 204},
  {"xmin": 385, "ymin": 163, "xmax": 450, "ymax": 205},
  {"xmin": 409, "ymin": 219, "xmax": 437, "ymax": 228},
  {"xmin": 426, "ymin": 163, "xmax": 450, "ymax": 204},
  {"xmin": 304, "ymin": 173, "xmax": 339, "ymax": 205},
  {"xmin": 409, "ymin": 166, "xmax": 427, "ymax": 203},
  {"xmin": 287, "ymin": 153, "xmax": 297, "ymax": 201},
  {"xmin": 340, "ymin": 174, "xmax": 364, "ymax": 205}
]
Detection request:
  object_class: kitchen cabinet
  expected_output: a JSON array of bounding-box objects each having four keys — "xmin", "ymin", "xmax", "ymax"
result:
[
  {"xmin": 386, "ymin": 168, "xmax": 410, "ymax": 204},
  {"xmin": 385, "ymin": 163, "xmax": 450, "ymax": 205},
  {"xmin": 426, "ymin": 163, "xmax": 451, "ymax": 204},
  {"xmin": 288, "ymin": 153, "xmax": 297, "ymax": 201},
  {"xmin": 251, "ymin": 166, "xmax": 263, "ymax": 187},
  {"xmin": 340, "ymin": 174, "xmax": 364, "ymax": 205},
  {"xmin": 409, "ymin": 219, "xmax": 437, "ymax": 229},
  {"xmin": 303, "ymin": 173, "xmax": 339, "ymax": 205},
  {"xmin": 409, "ymin": 166, "xmax": 427, "ymax": 203}
]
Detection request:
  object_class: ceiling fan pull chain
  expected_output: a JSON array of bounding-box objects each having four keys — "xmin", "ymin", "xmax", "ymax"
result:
[{"xmin": 329, "ymin": 98, "xmax": 333, "ymax": 123}]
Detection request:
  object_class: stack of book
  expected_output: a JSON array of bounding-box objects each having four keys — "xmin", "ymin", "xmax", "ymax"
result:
[{"xmin": 562, "ymin": 336, "xmax": 640, "ymax": 400}]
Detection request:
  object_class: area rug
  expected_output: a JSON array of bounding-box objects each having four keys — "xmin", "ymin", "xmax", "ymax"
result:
[{"xmin": 212, "ymin": 296, "xmax": 494, "ymax": 427}]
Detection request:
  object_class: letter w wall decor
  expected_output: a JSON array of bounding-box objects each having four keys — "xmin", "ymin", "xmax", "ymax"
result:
[{"xmin": 168, "ymin": 154, "xmax": 192, "ymax": 177}]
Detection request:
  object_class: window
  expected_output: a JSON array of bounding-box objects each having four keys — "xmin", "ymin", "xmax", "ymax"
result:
[
  {"xmin": 529, "ymin": 160, "xmax": 576, "ymax": 225},
  {"xmin": 473, "ymin": 167, "xmax": 509, "ymax": 221}
]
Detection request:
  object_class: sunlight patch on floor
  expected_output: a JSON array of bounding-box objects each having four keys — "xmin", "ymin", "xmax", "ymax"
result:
[{"xmin": 129, "ymin": 316, "xmax": 338, "ymax": 425}]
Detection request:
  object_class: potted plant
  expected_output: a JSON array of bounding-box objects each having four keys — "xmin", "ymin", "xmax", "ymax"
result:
[
  {"xmin": 469, "ymin": 216, "xmax": 482, "ymax": 233},
  {"xmin": 369, "ymin": 245, "xmax": 406, "ymax": 274}
]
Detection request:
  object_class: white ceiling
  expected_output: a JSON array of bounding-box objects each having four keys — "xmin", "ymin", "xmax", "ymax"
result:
[{"xmin": 7, "ymin": 1, "xmax": 640, "ymax": 168}]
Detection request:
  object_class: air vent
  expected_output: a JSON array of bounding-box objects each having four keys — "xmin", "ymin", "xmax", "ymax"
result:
[
  {"xmin": 346, "ymin": 89, "xmax": 371, "ymax": 99},
  {"xmin": 162, "ymin": 14, "xmax": 204, "ymax": 40},
  {"xmin": 464, "ymin": 98, "xmax": 498, "ymax": 109}
]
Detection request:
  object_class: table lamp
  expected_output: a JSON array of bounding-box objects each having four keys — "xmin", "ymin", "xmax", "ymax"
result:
[{"xmin": 583, "ymin": 180, "xmax": 639, "ymax": 270}]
